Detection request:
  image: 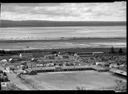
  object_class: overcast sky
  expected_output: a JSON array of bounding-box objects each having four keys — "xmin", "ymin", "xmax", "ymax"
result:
[{"xmin": 1, "ymin": 2, "xmax": 126, "ymax": 21}]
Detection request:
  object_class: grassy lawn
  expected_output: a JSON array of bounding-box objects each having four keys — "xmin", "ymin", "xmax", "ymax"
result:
[{"xmin": 23, "ymin": 71, "xmax": 126, "ymax": 90}]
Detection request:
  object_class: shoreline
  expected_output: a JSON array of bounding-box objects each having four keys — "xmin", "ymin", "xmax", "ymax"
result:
[
  {"xmin": 0, "ymin": 47, "xmax": 126, "ymax": 52},
  {"xmin": 0, "ymin": 37, "xmax": 126, "ymax": 51},
  {"xmin": 0, "ymin": 37, "xmax": 126, "ymax": 42}
]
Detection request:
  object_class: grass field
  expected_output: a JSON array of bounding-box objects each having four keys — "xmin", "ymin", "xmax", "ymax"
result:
[{"xmin": 23, "ymin": 71, "xmax": 126, "ymax": 90}]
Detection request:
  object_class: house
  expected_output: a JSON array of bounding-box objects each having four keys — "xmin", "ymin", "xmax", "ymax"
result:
[
  {"xmin": 4, "ymin": 67, "xmax": 10, "ymax": 73},
  {"xmin": 109, "ymin": 64, "xmax": 119, "ymax": 68},
  {"xmin": 55, "ymin": 66, "xmax": 62, "ymax": 70},
  {"xmin": 36, "ymin": 64, "xmax": 44, "ymax": 67},
  {"xmin": 1, "ymin": 82, "xmax": 8, "ymax": 88},
  {"xmin": 44, "ymin": 55, "xmax": 55, "ymax": 59},
  {"xmin": 74, "ymin": 53, "xmax": 79, "ymax": 58},
  {"xmin": 19, "ymin": 53, "xmax": 23, "ymax": 58},
  {"xmin": 27, "ymin": 62, "xmax": 36, "ymax": 68},
  {"xmin": 58, "ymin": 55, "xmax": 63, "ymax": 59},
  {"xmin": 9, "ymin": 57, "xmax": 23, "ymax": 63},
  {"xmin": 92, "ymin": 52, "xmax": 104, "ymax": 55},
  {"xmin": 0, "ymin": 59, "xmax": 8, "ymax": 63},
  {"xmin": 31, "ymin": 58, "xmax": 37, "ymax": 61},
  {"xmin": 9, "ymin": 58, "xmax": 13, "ymax": 62},
  {"xmin": 62, "ymin": 55, "xmax": 69, "ymax": 59},
  {"xmin": 96, "ymin": 62, "xmax": 109, "ymax": 67},
  {"xmin": 119, "ymin": 64, "xmax": 125, "ymax": 67}
]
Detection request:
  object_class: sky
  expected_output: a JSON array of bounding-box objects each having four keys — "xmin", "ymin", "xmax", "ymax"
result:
[{"xmin": 1, "ymin": 2, "xmax": 126, "ymax": 21}]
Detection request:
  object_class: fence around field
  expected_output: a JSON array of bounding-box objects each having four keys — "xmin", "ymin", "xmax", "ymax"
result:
[{"xmin": 29, "ymin": 65, "xmax": 109, "ymax": 73}]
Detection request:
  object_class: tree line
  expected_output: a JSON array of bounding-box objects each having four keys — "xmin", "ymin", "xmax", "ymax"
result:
[
  {"xmin": 0, "ymin": 47, "xmax": 125, "ymax": 56},
  {"xmin": 110, "ymin": 47, "xmax": 125, "ymax": 54}
]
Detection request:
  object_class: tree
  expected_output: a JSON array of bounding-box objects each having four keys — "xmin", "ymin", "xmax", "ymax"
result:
[
  {"xmin": 0, "ymin": 50, "xmax": 6, "ymax": 55},
  {"xmin": 51, "ymin": 51, "xmax": 58, "ymax": 54},
  {"xmin": 67, "ymin": 52, "xmax": 75, "ymax": 55},
  {"xmin": 110, "ymin": 46, "xmax": 115, "ymax": 53},
  {"xmin": 118, "ymin": 48, "xmax": 123, "ymax": 54},
  {"xmin": 114, "ymin": 79, "xmax": 126, "ymax": 92},
  {"xmin": 76, "ymin": 86, "xmax": 85, "ymax": 90}
]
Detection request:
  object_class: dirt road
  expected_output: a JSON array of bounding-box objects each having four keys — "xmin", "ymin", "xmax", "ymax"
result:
[{"xmin": 6, "ymin": 72, "xmax": 34, "ymax": 90}]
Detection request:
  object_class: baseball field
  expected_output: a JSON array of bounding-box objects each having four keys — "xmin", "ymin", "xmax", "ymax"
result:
[{"xmin": 22, "ymin": 70, "xmax": 126, "ymax": 90}]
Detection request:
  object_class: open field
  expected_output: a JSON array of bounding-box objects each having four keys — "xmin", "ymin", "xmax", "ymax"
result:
[{"xmin": 23, "ymin": 71, "xmax": 126, "ymax": 90}]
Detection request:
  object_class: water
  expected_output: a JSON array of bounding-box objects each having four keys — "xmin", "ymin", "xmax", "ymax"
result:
[
  {"xmin": 0, "ymin": 26, "xmax": 126, "ymax": 40},
  {"xmin": 0, "ymin": 26, "xmax": 126, "ymax": 49}
]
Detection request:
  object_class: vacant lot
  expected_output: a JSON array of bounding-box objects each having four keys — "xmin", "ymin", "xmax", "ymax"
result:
[{"xmin": 23, "ymin": 71, "xmax": 126, "ymax": 90}]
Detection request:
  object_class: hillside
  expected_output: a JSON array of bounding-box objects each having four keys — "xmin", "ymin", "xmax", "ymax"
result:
[{"xmin": 0, "ymin": 20, "xmax": 126, "ymax": 27}]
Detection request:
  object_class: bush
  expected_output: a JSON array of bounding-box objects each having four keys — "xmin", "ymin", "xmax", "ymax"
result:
[
  {"xmin": 76, "ymin": 86, "xmax": 85, "ymax": 90},
  {"xmin": 29, "ymin": 71, "xmax": 37, "ymax": 75},
  {"xmin": 118, "ymin": 48, "xmax": 123, "ymax": 54},
  {"xmin": 110, "ymin": 47, "xmax": 115, "ymax": 54},
  {"xmin": 114, "ymin": 80, "xmax": 127, "ymax": 92}
]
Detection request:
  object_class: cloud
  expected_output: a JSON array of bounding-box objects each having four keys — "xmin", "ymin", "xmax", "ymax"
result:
[{"xmin": 1, "ymin": 2, "xmax": 126, "ymax": 21}]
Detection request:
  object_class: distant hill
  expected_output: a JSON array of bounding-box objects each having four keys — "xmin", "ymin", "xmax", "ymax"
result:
[
  {"xmin": 0, "ymin": 37, "xmax": 126, "ymax": 43},
  {"xmin": 0, "ymin": 20, "xmax": 126, "ymax": 27}
]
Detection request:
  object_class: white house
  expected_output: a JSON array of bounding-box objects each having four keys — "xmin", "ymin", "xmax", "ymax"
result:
[
  {"xmin": 96, "ymin": 62, "xmax": 104, "ymax": 65},
  {"xmin": 19, "ymin": 53, "xmax": 23, "ymax": 58},
  {"xmin": 96, "ymin": 62, "xmax": 109, "ymax": 67},
  {"xmin": 109, "ymin": 64, "xmax": 119, "ymax": 68},
  {"xmin": 1, "ymin": 59, "xmax": 7, "ymax": 63},
  {"xmin": 4, "ymin": 67, "xmax": 10, "ymax": 73},
  {"xmin": 9, "ymin": 58, "xmax": 13, "ymax": 62}
]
